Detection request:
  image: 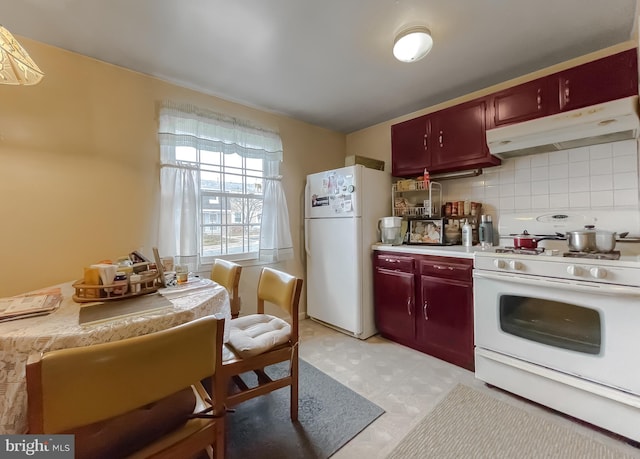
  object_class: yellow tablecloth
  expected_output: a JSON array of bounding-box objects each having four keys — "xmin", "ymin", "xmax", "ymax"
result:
[{"xmin": 0, "ymin": 279, "xmax": 230, "ymax": 434}]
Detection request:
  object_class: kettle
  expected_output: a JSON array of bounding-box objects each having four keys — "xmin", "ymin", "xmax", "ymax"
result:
[{"xmin": 378, "ymin": 217, "xmax": 403, "ymax": 245}]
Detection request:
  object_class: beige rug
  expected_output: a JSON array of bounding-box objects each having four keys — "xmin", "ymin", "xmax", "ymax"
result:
[{"xmin": 388, "ymin": 384, "xmax": 639, "ymax": 459}]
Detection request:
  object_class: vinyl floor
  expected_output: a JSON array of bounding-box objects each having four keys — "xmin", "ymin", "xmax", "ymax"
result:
[{"xmin": 298, "ymin": 319, "xmax": 640, "ymax": 459}]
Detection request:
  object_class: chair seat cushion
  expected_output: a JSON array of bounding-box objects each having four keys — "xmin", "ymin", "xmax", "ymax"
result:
[{"xmin": 228, "ymin": 314, "xmax": 291, "ymax": 358}]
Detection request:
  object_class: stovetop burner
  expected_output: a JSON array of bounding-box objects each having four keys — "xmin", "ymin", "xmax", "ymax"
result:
[
  {"xmin": 563, "ymin": 251, "xmax": 621, "ymax": 260},
  {"xmin": 495, "ymin": 247, "xmax": 545, "ymax": 255}
]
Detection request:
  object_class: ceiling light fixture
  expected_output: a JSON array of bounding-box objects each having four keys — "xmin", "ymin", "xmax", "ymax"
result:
[
  {"xmin": 0, "ymin": 25, "xmax": 44, "ymax": 85},
  {"xmin": 393, "ymin": 26, "xmax": 433, "ymax": 63}
]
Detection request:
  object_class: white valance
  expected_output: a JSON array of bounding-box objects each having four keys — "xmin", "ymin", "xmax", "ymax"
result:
[{"xmin": 158, "ymin": 102, "xmax": 283, "ymax": 163}]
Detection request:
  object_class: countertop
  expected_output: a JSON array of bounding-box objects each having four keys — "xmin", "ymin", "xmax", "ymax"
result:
[{"xmin": 372, "ymin": 243, "xmax": 491, "ymax": 259}]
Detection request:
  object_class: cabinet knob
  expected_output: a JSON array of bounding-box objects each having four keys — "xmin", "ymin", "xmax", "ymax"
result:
[
  {"xmin": 423, "ymin": 302, "xmax": 429, "ymax": 320},
  {"xmin": 407, "ymin": 297, "xmax": 412, "ymax": 316}
]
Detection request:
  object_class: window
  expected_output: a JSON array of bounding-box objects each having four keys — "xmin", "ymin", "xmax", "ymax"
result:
[
  {"xmin": 177, "ymin": 145, "xmax": 264, "ymax": 259},
  {"xmin": 158, "ymin": 102, "xmax": 293, "ymax": 268}
]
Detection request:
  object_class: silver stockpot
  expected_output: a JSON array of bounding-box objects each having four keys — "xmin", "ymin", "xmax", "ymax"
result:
[
  {"xmin": 565, "ymin": 225, "xmax": 597, "ymax": 252},
  {"xmin": 565, "ymin": 225, "xmax": 618, "ymax": 253}
]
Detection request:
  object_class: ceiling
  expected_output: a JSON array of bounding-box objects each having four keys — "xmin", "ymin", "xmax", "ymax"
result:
[{"xmin": 3, "ymin": 0, "xmax": 639, "ymax": 133}]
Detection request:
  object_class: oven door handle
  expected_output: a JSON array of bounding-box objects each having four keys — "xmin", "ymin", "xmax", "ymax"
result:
[{"xmin": 473, "ymin": 271, "xmax": 640, "ymax": 297}]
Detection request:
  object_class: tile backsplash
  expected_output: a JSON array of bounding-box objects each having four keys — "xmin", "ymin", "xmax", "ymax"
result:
[{"xmin": 443, "ymin": 139, "xmax": 639, "ymax": 220}]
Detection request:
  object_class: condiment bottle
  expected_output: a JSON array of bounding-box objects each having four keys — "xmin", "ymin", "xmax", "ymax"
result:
[
  {"xmin": 463, "ymin": 200, "xmax": 471, "ymax": 216},
  {"xmin": 462, "ymin": 219, "xmax": 473, "ymax": 247}
]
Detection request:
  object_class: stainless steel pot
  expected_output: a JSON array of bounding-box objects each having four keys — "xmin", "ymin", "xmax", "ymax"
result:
[
  {"xmin": 595, "ymin": 230, "xmax": 617, "ymax": 253},
  {"xmin": 565, "ymin": 225, "xmax": 597, "ymax": 252}
]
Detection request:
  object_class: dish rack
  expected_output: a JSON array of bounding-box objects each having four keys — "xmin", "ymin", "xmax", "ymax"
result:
[
  {"xmin": 392, "ymin": 180, "xmax": 442, "ymax": 218},
  {"xmin": 72, "ymin": 271, "xmax": 160, "ymax": 303}
]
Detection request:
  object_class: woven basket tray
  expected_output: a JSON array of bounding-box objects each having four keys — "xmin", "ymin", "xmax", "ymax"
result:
[{"xmin": 72, "ymin": 271, "xmax": 160, "ymax": 303}]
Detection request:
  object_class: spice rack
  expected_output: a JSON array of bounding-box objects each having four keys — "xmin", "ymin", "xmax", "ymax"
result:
[
  {"xmin": 392, "ymin": 179, "xmax": 442, "ymax": 218},
  {"xmin": 72, "ymin": 271, "xmax": 160, "ymax": 303},
  {"xmin": 442, "ymin": 203, "xmax": 483, "ymax": 245}
]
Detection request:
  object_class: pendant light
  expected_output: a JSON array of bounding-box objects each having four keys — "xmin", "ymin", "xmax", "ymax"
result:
[
  {"xmin": 0, "ymin": 25, "xmax": 44, "ymax": 85},
  {"xmin": 393, "ymin": 26, "xmax": 433, "ymax": 63}
]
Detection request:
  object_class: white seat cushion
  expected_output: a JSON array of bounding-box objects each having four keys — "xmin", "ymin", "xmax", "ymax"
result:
[{"xmin": 227, "ymin": 314, "xmax": 291, "ymax": 358}]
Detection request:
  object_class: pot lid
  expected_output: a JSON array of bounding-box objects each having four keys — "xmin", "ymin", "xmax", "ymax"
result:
[{"xmin": 566, "ymin": 225, "xmax": 596, "ymax": 234}]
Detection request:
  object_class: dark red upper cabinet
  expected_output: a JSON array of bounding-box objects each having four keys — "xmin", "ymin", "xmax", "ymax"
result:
[
  {"xmin": 391, "ymin": 98, "xmax": 500, "ymax": 177},
  {"xmin": 490, "ymin": 78, "xmax": 558, "ymax": 128},
  {"xmin": 430, "ymin": 98, "xmax": 500, "ymax": 173},
  {"xmin": 391, "ymin": 115, "xmax": 431, "ymax": 177},
  {"xmin": 390, "ymin": 48, "xmax": 637, "ymax": 178},
  {"xmin": 557, "ymin": 48, "xmax": 638, "ymax": 112}
]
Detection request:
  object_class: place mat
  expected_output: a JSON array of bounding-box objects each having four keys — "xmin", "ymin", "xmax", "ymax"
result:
[
  {"xmin": 79, "ymin": 293, "xmax": 173, "ymax": 325},
  {"xmin": 223, "ymin": 359, "xmax": 385, "ymax": 459},
  {"xmin": 387, "ymin": 384, "xmax": 638, "ymax": 459}
]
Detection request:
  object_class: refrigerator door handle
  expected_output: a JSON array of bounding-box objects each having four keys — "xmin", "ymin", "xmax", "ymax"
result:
[{"xmin": 304, "ymin": 182, "xmax": 310, "ymax": 256}]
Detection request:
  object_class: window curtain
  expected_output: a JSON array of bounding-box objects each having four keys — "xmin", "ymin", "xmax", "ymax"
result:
[
  {"xmin": 158, "ymin": 101, "xmax": 293, "ymax": 265},
  {"xmin": 259, "ymin": 159, "xmax": 294, "ymax": 262}
]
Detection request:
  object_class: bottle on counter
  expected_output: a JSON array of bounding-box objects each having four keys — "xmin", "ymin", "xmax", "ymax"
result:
[
  {"xmin": 479, "ymin": 215, "xmax": 494, "ymax": 248},
  {"xmin": 462, "ymin": 219, "xmax": 473, "ymax": 247},
  {"xmin": 129, "ymin": 273, "xmax": 142, "ymax": 293}
]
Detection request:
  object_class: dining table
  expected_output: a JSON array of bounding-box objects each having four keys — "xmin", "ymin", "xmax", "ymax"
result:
[{"xmin": 0, "ymin": 278, "xmax": 230, "ymax": 434}]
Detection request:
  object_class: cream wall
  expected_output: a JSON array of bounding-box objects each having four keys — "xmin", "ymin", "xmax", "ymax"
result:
[{"xmin": 0, "ymin": 37, "xmax": 346, "ymax": 312}]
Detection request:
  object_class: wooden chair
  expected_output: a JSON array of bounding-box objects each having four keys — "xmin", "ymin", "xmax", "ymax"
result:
[
  {"xmin": 26, "ymin": 316, "xmax": 227, "ymax": 459},
  {"xmin": 222, "ymin": 267, "xmax": 303, "ymax": 420},
  {"xmin": 211, "ymin": 259, "xmax": 243, "ymax": 319}
]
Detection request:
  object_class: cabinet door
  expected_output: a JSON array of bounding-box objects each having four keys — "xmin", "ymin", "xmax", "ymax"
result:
[
  {"xmin": 374, "ymin": 267, "xmax": 416, "ymax": 343},
  {"xmin": 490, "ymin": 77, "xmax": 557, "ymax": 128},
  {"xmin": 431, "ymin": 98, "xmax": 500, "ymax": 173},
  {"xmin": 418, "ymin": 274, "xmax": 474, "ymax": 371},
  {"xmin": 558, "ymin": 49, "xmax": 638, "ymax": 112},
  {"xmin": 391, "ymin": 115, "xmax": 431, "ymax": 177}
]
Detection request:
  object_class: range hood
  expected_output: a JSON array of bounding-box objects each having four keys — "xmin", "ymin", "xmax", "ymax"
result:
[{"xmin": 486, "ymin": 96, "xmax": 640, "ymax": 159}]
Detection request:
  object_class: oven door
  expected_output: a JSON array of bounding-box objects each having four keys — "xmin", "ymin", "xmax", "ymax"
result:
[{"xmin": 474, "ymin": 270, "xmax": 640, "ymax": 395}]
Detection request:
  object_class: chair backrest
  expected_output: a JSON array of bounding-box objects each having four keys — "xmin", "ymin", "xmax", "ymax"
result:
[
  {"xmin": 256, "ymin": 267, "xmax": 303, "ymax": 339},
  {"xmin": 26, "ymin": 316, "xmax": 224, "ymax": 434},
  {"xmin": 211, "ymin": 259, "xmax": 242, "ymax": 318}
]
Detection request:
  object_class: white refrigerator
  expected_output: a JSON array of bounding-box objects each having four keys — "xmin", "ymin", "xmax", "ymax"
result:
[{"xmin": 304, "ymin": 164, "xmax": 391, "ymax": 339}]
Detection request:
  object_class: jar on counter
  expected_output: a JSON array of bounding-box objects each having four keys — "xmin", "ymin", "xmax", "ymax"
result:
[
  {"xmin": 112, "ymin": 272, "xmax": 128, "ymax": 295},
  {"xmin": 470, "ymin": 202, "xmax": 478, "ymax": 216},
  {"xmin": 129, "ymin": 273, "xmax": 141, "ymax": 293},
  {"xmin": 458, "ymin": 201, "xmax": 465, "ymax": 216},
  {"xmin": 444, "ymin": 202, "xmax": 452, "ymax": 217},
  {"xmin": 451, "ymin": 201, "xmax": 458, "ymax": 216}
]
